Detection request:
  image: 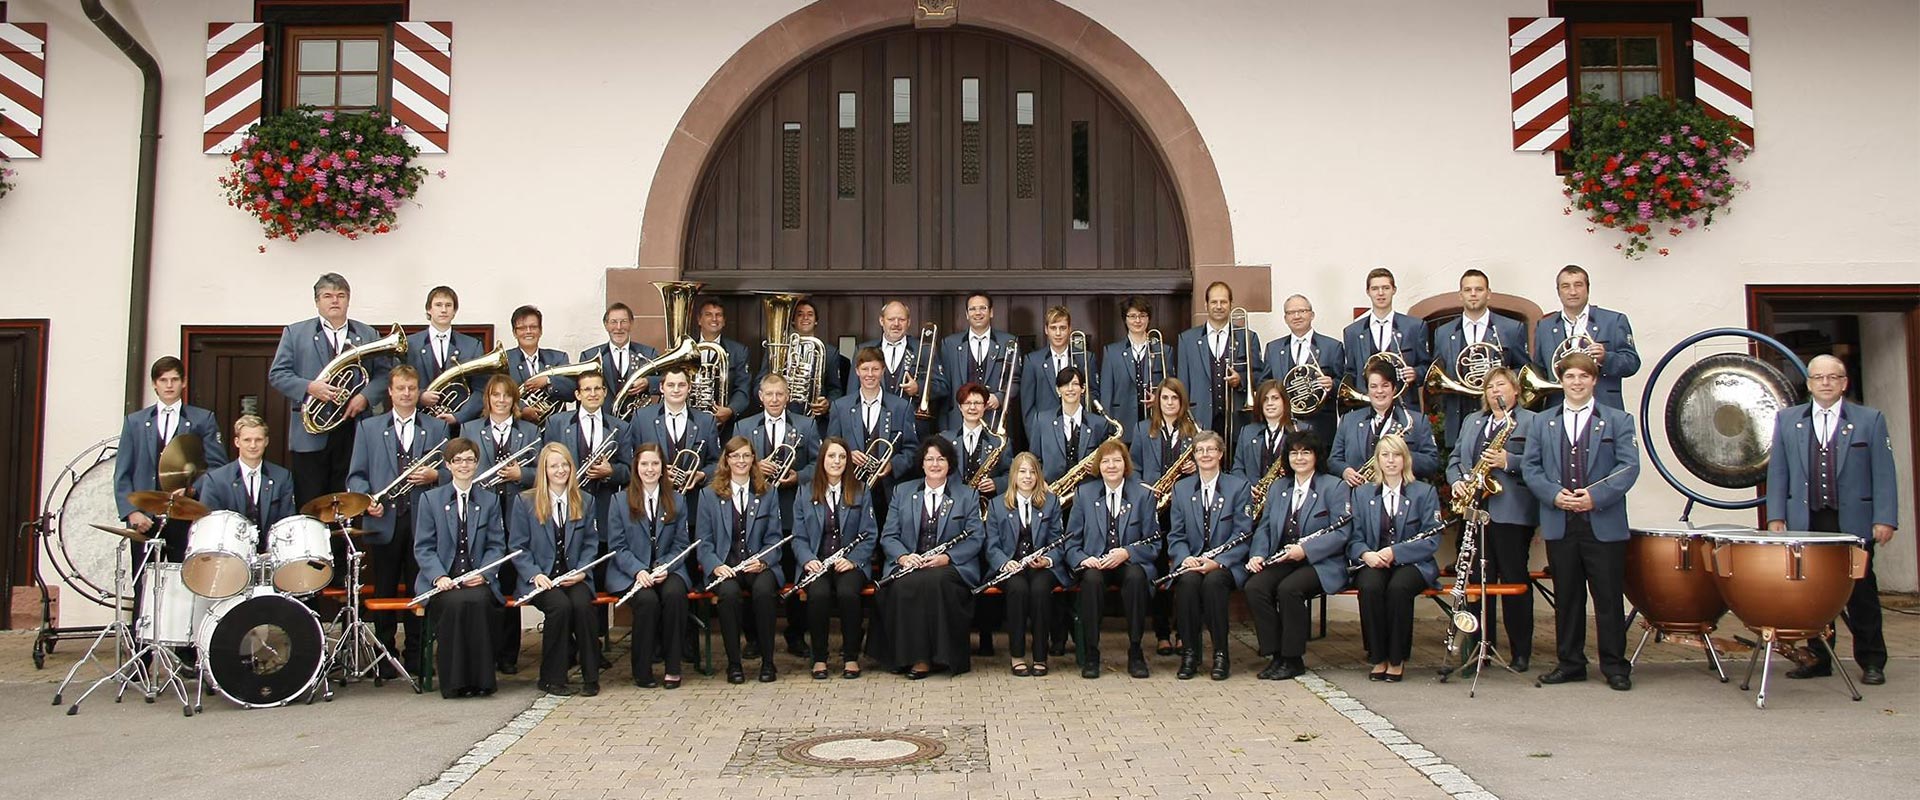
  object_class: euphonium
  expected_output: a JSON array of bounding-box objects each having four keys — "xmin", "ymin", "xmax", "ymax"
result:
[
  {"xmin": 690, "ymin": 340, "xmax": 731, "ymax": 415},
  {"xmin": 301, "ymin": 323, "xmax": 409, "ymax": 434},
  {"xmin": 615, "ymin": 336, "xmax": 701, "ymax": 420},
  {"xmin": 424, "ymin": 343, "xmax": 510, "ymax": 419},
  {"xmin": 520, "ymin": 360, "xmax": 603, "ymax": 424}
]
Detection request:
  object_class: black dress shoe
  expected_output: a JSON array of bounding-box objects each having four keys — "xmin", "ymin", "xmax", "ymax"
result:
[
  {"xmin": 580, "ymin": 681, "xmax": 600, "ymax": 697},
  {"xmin": 1606, "ymin": 674, "xmax": 1632, "ymax": 691},
  {"xmin": 1156, "ymin": 642, "xmax": 1176, "ymax": 657},
  {"xmin": 1862, "ymin": 667, "xmax": 1886, "ymax": 685},
  {"xmin": 1210, "ymin": 652, "xmax": 1230, "ymax": 681},
  {"xmin": 1127, "ymin": 648, "xmax": 1150, "ymax": 679},
  {"xmin": 726, "ymin": 664, "xmax": 746, "ymax": 684},
  {"xmin": 1276, "ymin": 659, "xmax": 1307, "ymax": 680},
  {"xmin": 1786, "ymin": 663, "xmax": 1833, "ymax": 679},
  {"xmin": 496, "ymin": 660, "xmax": 520, "ymax": 675},
  {"xmin": 1510, "ymin": 655, "xmax": 1530, "ymax": 673},
  {"xmin": 758, "ymin": 663, "xmax": 778, "ymax": 683},
  {"xmin": 537, "ymin": 681, "xmax": 574, "ymax": 697},
  {"xmin": 634, "ymin": 675, "xmax": 657, "ymax": 689},
  {"xmin": 662, "ymin": 676, "xmax": 682, "ymax": 690},
  {"xmin": 1538, "ymin": 667, "xmax": 1587, "ymax": 685},
  {"xmin": 1081, "ymin": 653, "xmax": 1101, "ymax": 679},
  {"xmin": 377, "ymin": 661, "xmax": 400, "ymax": 681},
  {"xmin": 1258, "ymin": 657, "xmax": 1285, "ymax": 680},
  {"xmin": 1176, "ymin": 652, "xmax": 1200, "ymax": 680},
  {"xmin": 906, "ymin": 668, "xmax": 933, "ymax": 681}
]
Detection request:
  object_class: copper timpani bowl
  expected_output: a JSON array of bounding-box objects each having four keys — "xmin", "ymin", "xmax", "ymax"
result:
[
  {"xmin": 1625, "ymin": 527, "xmax": 1733, "ymax": 632},
  {"xmin": 1704, "ymin": 530, "xmax": 1866, "ymax": 641}
]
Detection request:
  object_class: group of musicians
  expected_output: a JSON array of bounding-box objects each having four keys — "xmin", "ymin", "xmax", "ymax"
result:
[{"xmin": 111, "ymin": 267, "xmax": 1898, "ymax": 698}]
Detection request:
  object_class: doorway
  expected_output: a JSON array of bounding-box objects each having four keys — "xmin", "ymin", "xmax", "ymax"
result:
[{"xmin": 0, "ymin": 320, "xmax": 49, "ymax": 629}]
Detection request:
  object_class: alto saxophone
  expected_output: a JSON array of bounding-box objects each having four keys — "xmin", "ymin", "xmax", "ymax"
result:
[
  {"xmin": 1247, "ymin": 438, "xmax": 1293, "ymax": 518},
  {"xmin": 1354, "ymin": 410, "xmax": 1408, "ymax": 483},
  {"xmin": 966, "ymin": 430, "xmax": 1008, "ymax": 489},
  {"xmin": 1449, "ymin": 410, "xmax": 1515, "ymax": 516},
  {"xmin": 1148, "ymin": 438, "xmax": 1195, "ymax": 511},
  {"xmin": 1048, "ymin": 412, "xmax": 1125, "ymax": 507}
]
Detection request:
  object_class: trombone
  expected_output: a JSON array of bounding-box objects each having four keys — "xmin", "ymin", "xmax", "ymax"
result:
[
  {"xmin": 1228, "ymin": 308, "xmax": 1256, "ymax": 413},
  {"xmin": 911, "ymin": 323, "xmax": 939, "ymax": 420},
  {"xmin": 986, "ymin": 338, "xmax": 1019, "ymax": 435},
  {"xmin": 1141, "ymin": 329, "xmax": 1168, "ymax": 410}
]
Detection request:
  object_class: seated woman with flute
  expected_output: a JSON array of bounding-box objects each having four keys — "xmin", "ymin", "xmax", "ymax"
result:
[
  {"xmin": 607, "ymin": 443, "xmax": 695, "ymax": 689},
  {"xmin": 412, "ymin": 437, "xmax": 507, "ymax": 698},
  {"xmin": 508, "ymin": 443, "xmax": 603, "ymax": 697}
]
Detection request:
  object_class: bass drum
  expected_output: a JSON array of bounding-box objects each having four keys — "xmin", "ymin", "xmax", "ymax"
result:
[
  {"xmin": 46, "ymin": 438, "xmax": 132, "ymax": 608},
  {"xmin": 135, "ymin": 562, "xmax": 213, "ymax": 646},
  {"xmin": 195, "ymin": 587, "xmax": 325, "ymax": 708}
]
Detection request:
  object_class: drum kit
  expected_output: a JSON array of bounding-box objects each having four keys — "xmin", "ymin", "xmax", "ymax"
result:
[
  {"xmin": 1631, "ymin": 327, "xmax": 1867, "ymax": 709},
  {"xmin": 45, "ymin": 439, "xmax": 417, "ymax": 716}
]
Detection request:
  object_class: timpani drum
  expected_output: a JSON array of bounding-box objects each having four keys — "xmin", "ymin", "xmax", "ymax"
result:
[
  {"xmin": 1625, "ymin": 526, "xmax": 1732, "ymax": 632},
  {"xmin": 1705, "ymin": 529, "xmax": 1866, "ymax": 639}
]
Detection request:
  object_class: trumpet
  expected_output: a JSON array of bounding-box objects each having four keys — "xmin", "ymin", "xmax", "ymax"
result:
[
  {"xmin": 668, "ymin": 441, "xmax": 706, "ymax": 494},
  {"xmin": 302, "ymin": 323, "xmax": 409, "ymax": 434},
  {"xmin": 852, "ymin": 432, "xmax": 901, "ymax": 488},
  {"xmin": 424, "ymin": 343, "xmax": 510, "ymax": 419},
  {"xmin": 476, "ymin": 440, "xmax": 539, "ymax": 490},
  {"xmin": 911, "ymin": 323, "xmax": 939, "ymax": 420},
  {"xmin": 575, "ymin": 431, "xmax": 621, "ymax": 489},
  {"xmin": 520, "ymin": 360, "xmax": 603, "ymax": 424},
  {"xmin": 371, "ymin": 442, "xmax": 446, "ymax": 506},
  {"xmin": 765, "ymin": 425, "xmax": 801, "ymax": 484}
]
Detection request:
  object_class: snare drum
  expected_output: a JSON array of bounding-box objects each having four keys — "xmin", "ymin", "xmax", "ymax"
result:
[
  {"xmin": 1704, "ymin": 529, "xmax": 1867, "ymax": 639},
  {"xmin": 195, "ymin": 587, "xmax": 326, "ymax": 708},
  {"xmin": 266, "ymin": 515, "xmax": 334, "ymax": 595},
  {"xmin": 183, "ymin": 510, "xmax": 259, "ymax": 599},
  {"xmin": 1626, "ymin": 526, "xmax": 1734, "ymax": 632},
  {"xmin": 134, "ymin": 562, "xmax": 213, "ymax": 646}
]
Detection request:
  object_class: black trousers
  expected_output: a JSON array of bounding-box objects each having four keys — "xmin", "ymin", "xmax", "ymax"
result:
[
  {"xmin": 1808, "ymin": 509, "xmax": 1887, "ymax": 670},
  {"xmin": 1245, "ymin": 560, "xmax": 1323, "ymax": 659},
  {"xmin": 806, "ymin": 568, "xmax": 869, "ymax": 663},
  {"xmin": 528, "ymin": 581, "xmax": 598, "ymax": 687},
  {"xmin": 370, "ymin": 513, "xmax": 421, "ymax": 660},
  {"xmin": 1003, "ymin": 568, "xmax": 1059, "ymax": 660},
  {"xmin": 1174, "ymin": 569, "xmax": 1236, "ymax": 656},
  {"xmin": 1354, "ymin": 564, "xmax": 1428, "ymax": 665},
  {"xmin": 712, "ymin": 570, "xmax": 779, "ymax": 667},
  {"xmin": 1079, "ymin": 563, "xmax": 1151, "ymax": 651},
  {"xmin": 1150, "ymin": 519, "xmax": 1174, "ymax": 643},
  {"xmin": 1545, "ymin": 517, "xmax": 1629, "ymax": 677},
  {"xmin": 429, "ymin": 586, "xmax": 496, "ymax": 697},
  {"xmin": 782, "ymin": 545, "xmax": 808, "ymax": 648},
  {"xmin": 491, "ymin": 489, "xmax": 522, "ymax": 667},
  {"xmin": 290, "ymin": 424, "xmax": 355, "ymax": 507},
  {"xmin": 1466, "ymin": 521, "xmax": 1535, "ymax": 660},
  {"xmin": 628, "ymin": 573, "xmax": 690, "ymax": 678}
]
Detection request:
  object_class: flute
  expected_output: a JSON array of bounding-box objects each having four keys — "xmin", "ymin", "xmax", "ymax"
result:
[
  {"xmin": 614, "ymin": 542, "xmax": 699, "ymax": 607},
  {"xmin": 781, "ymin": 530, "xmax": 875, "ymax": 599},
  {"xmin": 702, "ymin": 534, "xmax": 796, "ymax": 592},
  {"xmin": 407, "ymin": 549, "xmax": 522, "ymax": 608},
  {"xmin": 513, "ymin": 551, "xmax": 617, "ymax": 606}
]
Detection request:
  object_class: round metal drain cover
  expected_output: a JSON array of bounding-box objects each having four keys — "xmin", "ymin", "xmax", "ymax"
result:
[{"xmin": 779, "ymin": 731, "xmax": 946, "ymax": 768}]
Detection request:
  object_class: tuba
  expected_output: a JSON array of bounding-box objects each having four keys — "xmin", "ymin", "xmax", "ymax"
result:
[
  {"xmin": 424, "ymin": 343, "xmax": 510, "ymax": 419},
  {"xmin": 759, "ymin": 291, "xmax": 827, "ymax": 415},
  {"xmin": 302, "ymin": 323, "xmax": 409, "ymax": 434},
  {"xmin": 616, "ymin": 337, "xmax": 701, "ymax": 420},
  {"xmin": 520, "ymin": 360, "xmax": 603, "ymax": 424},
  {"xmin": 651, "ymin": 280, "xmax": 731, "ymax": 416}
]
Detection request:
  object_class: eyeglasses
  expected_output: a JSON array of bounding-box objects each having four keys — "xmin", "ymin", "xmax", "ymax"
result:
[
  {"xmin": 447, "ymin": 455, "xmax": 479, "ymax": 465},
  {"xmin": 1809, "ymin": 374, "xmax": 1846, "ymax": 384}
]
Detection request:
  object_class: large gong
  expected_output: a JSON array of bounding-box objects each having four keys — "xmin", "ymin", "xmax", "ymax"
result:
[{"xmin": 1663, "ymin": 353, "xmax": 1796, "ymax": 489}]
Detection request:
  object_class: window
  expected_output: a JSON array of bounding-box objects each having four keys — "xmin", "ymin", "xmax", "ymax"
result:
[
  {"xmin": 1571, "ymin": 23, "xmax": 1674, "ymax": 103},
  {"xmin": 282, "ymin": 26, "xmax": 387, "ymax": 113}
]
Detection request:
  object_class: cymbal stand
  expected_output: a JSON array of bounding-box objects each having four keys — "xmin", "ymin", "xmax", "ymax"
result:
[
  {"xmin": 315, "ymin": 509, "xmax": 415, "ymax": 699},
  {"xmin": 1437, "ymin": 516, "xmax": 1520, "ymax": 696},
  {"xmin": 55, "ymin": 519, "xmax": 192, "ymax": 716}
]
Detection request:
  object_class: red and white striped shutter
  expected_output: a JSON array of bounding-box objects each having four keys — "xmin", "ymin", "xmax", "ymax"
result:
[
  {"xmin": 390, "ymin": 21, "xmax": 452, "ymax": 154},
  {"xmin": 1692, "ymin": 17, "xmax": 1754, "ymax": 148},
  {"xmin": 1509, "ymin": 17, "xmax": 1570, "ymax": 152},
  {"xmin": 203, "ymin": 22, "xmax": 265, "ymax": 154},
  {"xmin": 0, "ymin": 22, "xmax": 48, "ymax": 158}
]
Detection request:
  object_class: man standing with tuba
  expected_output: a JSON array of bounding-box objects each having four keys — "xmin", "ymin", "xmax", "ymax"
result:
[
  {"xmin": 695, "ymin": 298, "xmax": 753, "ymax": 430},
  {"xmin": 1261, "ymin": 295, "xmax": 1344, "ymax": 449},
  {"xmin": 1430, "ymin": 270, "xmax": 1527, "ymax": 447},
  {"xmin": 1532, "ymin": 265, "xmax": 1640, "ymax": 410},
  {"xmin": 791, "ymin": 299, "xmax": 846, "ymax": 419},
  {"xmin": 410, "ymin": 286, "xmax": 488, "ymax": 428},
  {"xmin": 1340, "ymin": 268, "xmax": 1429, "ymax": 410},
  {"xmin": 583, "ymin": 302, "xmax": 661, "ymax": 412},
  {"xmin": 269, "ymin": 272, "xmax": 392, "ymax": 506},
  {"xmin": 1764, "ymin": 355, "xmax": 1896, "ymax": 686},
  {"xmin": 1178, "ymin": 281, "xmax": 1262, "ymax": 439}
]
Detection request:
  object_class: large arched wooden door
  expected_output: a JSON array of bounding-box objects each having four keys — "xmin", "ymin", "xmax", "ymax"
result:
[{"xmin": 682, "ymin": 26, "xmax": 1191, "ymax": 365}]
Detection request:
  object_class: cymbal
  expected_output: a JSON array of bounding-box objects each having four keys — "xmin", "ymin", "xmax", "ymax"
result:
[
  {"xmin": 302, "ymin": 492, "xmax": 372, "ymax": 521},
  {"xmin": 158, "ymin": 434, "xmax": 208, "ymax": 493},
  {"xmin": 90, "ymin": 523, "xmax": 150, "ymax": 543},
  {"xmin": 126, "ymin": 490, "xmax": 210, "ymax": 521},
  {"xmin": 333, "ymin": 527, "xmax": 372, "ymax": 537}
]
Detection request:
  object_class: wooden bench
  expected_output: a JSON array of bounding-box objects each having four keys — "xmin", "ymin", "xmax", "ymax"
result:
[{"xmin": 1311, "ymin": 581, "xmax": 1539, "ymax": 641}]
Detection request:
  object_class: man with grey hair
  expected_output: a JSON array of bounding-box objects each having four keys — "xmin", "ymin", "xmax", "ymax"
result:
[
  {"xmin": 1261, "ymin": 294, "xmax": 1345, "ymax": 447},
  {"xmin": 269, "ymin": 273, "xmax": 393, "ymax": 506},
  {"xmin": 1765, "ymin": 354, "xmax": 1898, "ymax": 686}
]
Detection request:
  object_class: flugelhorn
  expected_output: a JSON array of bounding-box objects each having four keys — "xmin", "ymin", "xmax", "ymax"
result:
[
  {"xmin": 302, "ymin": 323, "xmax": 408, "ymax": 434},
  {"xmin": 370, "ymin": 441, "xmax": 446, "ymax": 506},
  {"xmin": 424, "ymin": 343, "xmax": 510, "ymax": 419}
]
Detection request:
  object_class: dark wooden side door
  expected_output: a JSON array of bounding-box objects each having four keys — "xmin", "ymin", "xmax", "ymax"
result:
[
  {"xmin": 0, "ymin": 321, "xmax": 50, "ymax": 628},
  {"xmin": 186, "ymin": 327, "xmax": 292, "ymax": 468}
]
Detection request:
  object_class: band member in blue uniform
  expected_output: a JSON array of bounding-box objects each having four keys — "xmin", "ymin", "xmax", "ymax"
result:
[
  {"xmin": 828, "ymin": 348, "xmax": 920, "ymax": 527},
  {"xmin": 194, "ymin": 415, "xmax": 296, "ymax": 538},
  {"xmin": 1167, "ymin": 431, "xmax": 1253, "ymax": 681},
  {"xmin": 792, "ymin": 438, "xmax": 878, "ymax": 680},
  {"xmin": 583, "ymin": 302, "xmax": 661, "ymax": 414},
  {"xmin": 504, "ymin": 305, "xmax": 577, "ymax": 424},
  {"xmin": 1068, "ymin": 439, "xmax": 1160, "ymax": 679},
  {"xmin": 1340, "ymin": 268, "xmax": 1429, "ymax": 410},
  {"xmin": 268, "ymin": 272, "xmax": 389, "ymax": 505},
  {"xmin": 1133, "ymin": 378, "xmax": 1197, "ymax": 655},
  {"xmin": 698, "ymin": 436, "xmax": 785, "ymax": 684},
  {"xmin": 1177, "ymin": 281, "xmax": 1261, "ymax": 438},
  {"xmin": 1245, "ymin": 431, "xmax": 1351, "ymax": 680},
  {"xmin": 878, "ymin": 437, "xmax": 984, "ymax": 679},
  {"xmin": 1430, "ymin": 270, "xmax": 1527, "ymax": 447},
  {"xmin": 1531, "ymin": 265, "xmax": 1640, "ymax": 410},
  {"xmin": 413, "ymin": 437, "xmax": 505, "ymax": 698},
  {"xmin": 851, "ymin": 300, "xmax": 938, "ymax": 414},
  {"xmin": 1348, "ymin": 434, "xmax": 1443, "ymax": 683},
  {"xmin": 986, "ymin": 452, "xmax": 1069, "ymax": 677},
  {"xmin": 509, "ymin": 443, "xmax": 602, "ymax": 696},
  {"xmin": 1020, "ymin": 306, "xmax": 1096, "ymax": 433},
  {"xmin": 461, "ymin": 375, "xmax": 541, "ymax": 674},
  {"xmin": 1445, "ymin": 367, "xmax": 1538, "ymax": 672},
  {"xmin": 607, "ymin": 444, "xmax": 694, "ymax": 689},
  {"xmin": 629, "ymin": 365, "xmax": 722, "ymax": 509},
  {"xmin": 936, "ymin": 294, "xmax": 1018, "ymax": 433},
  {"xmin": 1100, "ymin": 296, "xmax": 1173, "ymax": 443},
  {"xmin": 347, "ymin": 364, "xmax": 450, "ymax": 677},
  {"xmin": 410, "ymin": 286, "xmax": 487, "ymax": 427},
  {"xmin": 694, "ymin": 298, "xmax": 752, "ymax": 428},
  {"xmin": 1261, "ymin": 295, "xmax": 1344, "ymax": 447},
  {"xmin": 116, "ymin": 356, "xmax": 229, "ymax": 560},
  {"xmin": 1233, "ymin": 379, "xmax": 1297, "ymax": 493},
  {"xmin": 1330, "ymin": 362, "xmax": 1440, "ymax": 485}
]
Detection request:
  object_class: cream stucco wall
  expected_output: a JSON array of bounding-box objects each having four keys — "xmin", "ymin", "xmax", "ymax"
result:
[{"xmin": 4, "ymin": 0, "xmax": 1915, "ymax": 625}]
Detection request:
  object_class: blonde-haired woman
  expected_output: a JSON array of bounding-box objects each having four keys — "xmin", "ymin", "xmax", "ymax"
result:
[
  {"xmin": 1345, "ymin": 434, "xmax": 1442, "ymax": 683},
  {"xmin": 509, "ymin": 443, "xmax": 602, "ymax": 697},
  {"xmin": 985, "ymin": 452, "xmax": 1069, "ymax": 676}
]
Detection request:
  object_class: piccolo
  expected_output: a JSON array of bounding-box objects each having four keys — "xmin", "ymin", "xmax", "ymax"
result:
[
  {"xmin": 1156, "ymin": 528, "xmax": 1259, "ymax": 587},
  {"xmin": 513, "ymin": 551, "xmax": 618, "ymax": 606},
  {"xmin": 614, "ymin": 542, "xmax": 699, "ymax": 607},
  {"xmin": 702, "ymin": 534, "xmax": 796, "ymax": 592},
  {"xmin": 407, "ymin": 549, "xmax": 523, "ymax": 608},
  {"xmin": 972, "ymin": 535, "xmax": 1071, "ymax": 595},
  {"xmin": 782, "ymin": 530, "xmax": 875, "ymax": 599}
]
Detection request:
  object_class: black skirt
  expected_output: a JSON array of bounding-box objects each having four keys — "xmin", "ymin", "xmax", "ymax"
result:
[
  {"xmin": 430, "ymin": 585, "xmax": 498, "ymax": 697},
  {"xmin": 881, "ymin": 565, "xmax": 973, "ymax": 673}
]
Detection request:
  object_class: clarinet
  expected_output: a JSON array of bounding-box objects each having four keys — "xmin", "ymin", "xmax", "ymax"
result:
[
  {"xmin": 1071, "ymin": 512, "xmax": 1167, "ymax": 575},
  {"xmin": 614, "ymin": 541, "xmax": 699, "ymax": 608},
  {"xmin": 1157, "ymin": 528, "xmax": 1259, "ymax": 587},
  {"xmin": 974, "ymin": 535, "xmax": 1073, "ymax": 595},
  {"xmin": 1257, "ymin": 513, "xmax": 1354, "ymax": 563},
  {"xmin": 702, "ymin": 534, "xmax": 796, "ymax": 592},
  {"xmin": 875, "ymin": 498, "xmax": 968, "ymax": 587},
  {"xmin": 782, "ymin": 530, "xmax": 875, "ymax": 599}
]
